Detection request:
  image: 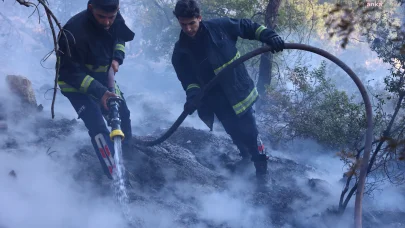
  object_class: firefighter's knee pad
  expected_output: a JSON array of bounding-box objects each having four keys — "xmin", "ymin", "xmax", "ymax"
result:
[{"xmin": 90, "ymin": 132, "xmax": 116, "ymax": 180}]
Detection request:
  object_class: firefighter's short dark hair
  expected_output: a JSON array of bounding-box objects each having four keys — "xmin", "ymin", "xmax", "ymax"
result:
[
  {"xmin": 173, "ymin": 0, "xmax": 201, "ymax": 19},
  {"xmin": 91, "ymin": 0, "xmax": 119, "ymax": 13}
]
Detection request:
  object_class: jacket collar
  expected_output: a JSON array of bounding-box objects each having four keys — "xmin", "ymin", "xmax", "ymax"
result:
[{"xmin": 85, "ymin": 7, "xmax": 135, "ymax": 41}]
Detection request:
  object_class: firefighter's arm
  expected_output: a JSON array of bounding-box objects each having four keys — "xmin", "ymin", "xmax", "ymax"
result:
[
  {"xmin": 113, "ymin": 40, "xmax": 126, "ymax": 65},
  {"xmin": 58, "ymin": 30, "xmax": 107, "ymax": 100},
  {"xmin": 221, "ymin": 18, "xmax": 279, "ymax": 43},
  {"xmin": 171, "ymin": 51, "xmax": 200, "ymax": 93}
]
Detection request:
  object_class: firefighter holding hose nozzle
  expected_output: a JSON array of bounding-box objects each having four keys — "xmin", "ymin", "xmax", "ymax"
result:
[{"xmin": 57, "ymin": 0, "xmax": 134, "ymax": 180}]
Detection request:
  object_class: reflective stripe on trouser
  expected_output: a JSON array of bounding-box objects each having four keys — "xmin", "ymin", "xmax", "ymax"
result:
[
  {"xmin": 233, "ymin": 88, "xmax": 258, "ymax": 115},
  {"xmin": 58, "ymin": 78, "xmax": 123, "ymax": 99},
  {"xmin": 58, "ymin": 76, "xmax": 94, "ymax": 93},
  {"xmin": 211, "ymin": 51, "xmax": 258, "ymax": 115}
]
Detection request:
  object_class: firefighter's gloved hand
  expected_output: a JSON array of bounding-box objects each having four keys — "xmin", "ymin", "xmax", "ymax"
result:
[
  {"xmin": 184, "ymin": 87, "xmax": 201, "ymax": 115},
  {"xmin": 101, "ymin": 90, "xmax": 119, "ymax": 111},
  {"xmin": 265, "ymin": 35, "xmax": 284, "ymax": 53}
]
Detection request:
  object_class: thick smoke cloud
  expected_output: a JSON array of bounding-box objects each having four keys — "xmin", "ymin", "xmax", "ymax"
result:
[{"xmin": 0, "ymin": 1, "xmax": 404, "ymax": 228}]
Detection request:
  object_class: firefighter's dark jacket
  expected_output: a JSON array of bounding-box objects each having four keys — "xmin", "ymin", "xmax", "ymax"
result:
[
  {"xmin": 57, "ymin": 8, "xmax": 135, "ymax": 100},
  {"xmin": 172, "ymin": 17, "xmax": 278, "ymax": 130}
]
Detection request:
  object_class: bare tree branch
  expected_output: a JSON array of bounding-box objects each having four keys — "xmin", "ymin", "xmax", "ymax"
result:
[
  {"xmin": 45, "ymin": 7, "xmax": 59, "ymax": 119},
  {"xmin": 15, "ymin": 0, "xmax": 34, "ymax": 7},
  {"xmin": 13, "ymin": 0, "xmax": 70, "ymax": 119}
]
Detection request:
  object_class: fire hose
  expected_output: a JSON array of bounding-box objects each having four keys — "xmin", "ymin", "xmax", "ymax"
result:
[
  {"xmin": 131, "ymin": 43, "xmax": 373, "ymax": 228},
  {"xmin": 106, "ymin": 67, "xmax": 125, "ymax": 141}
]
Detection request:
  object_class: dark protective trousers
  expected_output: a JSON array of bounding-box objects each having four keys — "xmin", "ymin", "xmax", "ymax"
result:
[
  {"xmin": 62, "ymin": 89, "xmax": 132, "ymax": 179},
  {"xmin": 203, "ymin": 88, "xmax": 262, "ymax": 161}
]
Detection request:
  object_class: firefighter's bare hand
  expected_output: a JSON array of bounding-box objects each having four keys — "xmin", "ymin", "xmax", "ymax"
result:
[
  {"xmin": 111, "ymin": 60, "xmax": 119, "ymax": 73},
  {"xmin": 101, "ymin": 91, "xmax": 118, "ymax": 110}
]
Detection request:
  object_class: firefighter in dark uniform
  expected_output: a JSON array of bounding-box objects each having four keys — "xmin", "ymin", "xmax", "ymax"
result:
[
  {"xmin": 57, "ymin": 0, "xmax": 135, "ymax": 179},
  {"xmin": 171, "ymin": 0, "xmax": 285, "ymax": 177}
]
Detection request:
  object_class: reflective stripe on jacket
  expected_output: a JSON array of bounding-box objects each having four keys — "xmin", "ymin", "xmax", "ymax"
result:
[{"xmin": 172, "ymin": 17, "xmax": 277, "ymax": 129}]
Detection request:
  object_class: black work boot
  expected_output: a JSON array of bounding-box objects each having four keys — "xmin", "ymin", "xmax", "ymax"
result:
[
  {"xmin": 252, "ymin": 154, "xmax": 269, "ymax": 178},
  {"xmin": 254, "ymin": 160, "xmax": 268, "ymax": 177}
]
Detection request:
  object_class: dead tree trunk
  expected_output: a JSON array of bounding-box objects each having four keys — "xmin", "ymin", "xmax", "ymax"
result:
[{"xmin": 256, "ymin": 0, "xmax": 282, "ymax": 111}]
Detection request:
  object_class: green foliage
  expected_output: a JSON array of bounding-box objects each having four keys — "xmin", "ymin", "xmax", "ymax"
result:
[
  {"xmin": 264, "ymin": 61, "xmax": 366, "ymax": 148},
  {"xmin": 133, "ymin": 0, "xmax": 177, "ymax": 61},
  {"xmin": 133, "ymin": 0, "xmax": 340, "ymax": 71},
  {"xmin": 200, "ymin": 0, "xmax": 258, "ymax": 19},
  {"xmin": 278, "ymin": 0, "xmax": 334, "ymax": 41},
  {"xmin": 135, "ymin": 0, "xmax": 262, "ymax": 62},
  {"xmin": 323, "ymin": 0, "xmax": 402, "ymax": 48},
  {"xmin": 332, "ymin": 4, "xmax": 405, "ymax": 212},
  {"xmin": 365, "ymin": 12, "xmax": 405, "ymax": 98},
  {"xmin": 364, "ymin": 9, "xmax": 405, "ymax": 137}
]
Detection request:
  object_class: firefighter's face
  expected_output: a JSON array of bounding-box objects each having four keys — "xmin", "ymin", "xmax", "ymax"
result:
[
  {"xmin": 90, "ymin": 5, "xmax": 119, "ymax": 30},
  {"xmin": 178, "ymin": 16, "xmax": 202, "ymax": 37}
]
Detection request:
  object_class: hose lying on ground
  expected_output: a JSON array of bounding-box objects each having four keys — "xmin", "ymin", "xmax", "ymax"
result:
[{"xmin": 132, "ymin": 43, "xmax": 373, "ymax": 228}]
